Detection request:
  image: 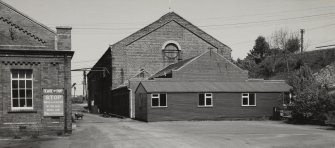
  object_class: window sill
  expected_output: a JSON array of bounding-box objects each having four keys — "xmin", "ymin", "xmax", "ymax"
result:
[
  {"xmin": 151, "ymin": 106, "xmax": 168, "ymax": 108},
  {"xmin": 198, "ymin": 106, "xmax": 213, "ymax": 108},
  {"xmin": 8, "ymin": 110, "xmax": 37, "ymax": 113},
  {"xmin": 241, "ymin": 105, "xmax": 257, "ymax": 107}
]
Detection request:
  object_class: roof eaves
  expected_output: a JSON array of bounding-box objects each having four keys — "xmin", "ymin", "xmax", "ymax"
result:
[
  {"xmin": 0, "ymin": 0, "xmax": 56, "ymax": 34},
  {"xmin": 135, "ymin": 81, "xmax": 148, "ymax": 93},
  {"xmin": 170, "ymin": 12, "xmax": 231, "ymax": 51},
  {"xmin": 108, "ymin": 12, "xmax": 231, "ymax": 52}
]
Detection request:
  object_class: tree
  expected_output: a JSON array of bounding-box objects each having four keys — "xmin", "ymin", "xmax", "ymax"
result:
[
  {"xmin": 236, "ymin": 57, "xmax": 259, "ymax": 78},
  {"xmin": 268, "ymin": 29, "xmax": 300, "ymax": 72},
  {"xmin": 285, "ymin": 37, "xmax": 300, "ymax": 53},
  {"xmin": 250, "ymin": 36, "xmax": 270, "ymax": 64},
  {"xmin": 288, "ymin": 65, "xmax": 335, "ymax": 122}
]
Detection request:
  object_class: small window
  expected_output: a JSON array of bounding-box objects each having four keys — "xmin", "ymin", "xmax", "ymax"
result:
[
  {"xmin": 151, "ymin": 93, "xmax": 167, "ymax": 107},
  {"xmin": 241, "ymin": 93, "xmax": 256, "ymax": 106},
  {"xmin": 199, "ymin": 93, "xmax": 213, "ymax": 107}
]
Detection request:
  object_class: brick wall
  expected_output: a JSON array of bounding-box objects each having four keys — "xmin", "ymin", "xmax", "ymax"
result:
[
  {"xmin": 0, "ymin": 1, "xmax": 73, "ymax": 136},
  {"xmin": 111, "ymin": 20, "xmax": 227, "ymax": 89},
  {"xmin": 0, "ymin": 54, "xmax": 72, "ymax": 136}
]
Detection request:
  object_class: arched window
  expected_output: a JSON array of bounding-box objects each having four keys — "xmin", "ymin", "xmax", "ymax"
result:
[{"xmin": 162, "ymin": 41, "xmax": 182, "ymax": 60}]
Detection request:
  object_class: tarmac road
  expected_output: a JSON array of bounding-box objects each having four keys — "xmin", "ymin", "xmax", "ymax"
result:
[{"xmin": 1, "ymin": 104, "xmax": 335, "ymax": 148}]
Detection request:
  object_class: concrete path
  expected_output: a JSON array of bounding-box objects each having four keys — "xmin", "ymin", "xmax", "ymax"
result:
[{"xmin": 1, "ymin": 105, "xmax": 335, "ymax": 148}]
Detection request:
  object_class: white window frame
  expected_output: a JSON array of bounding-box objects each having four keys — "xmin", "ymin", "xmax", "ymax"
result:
[
  {"xmin": 151, "ymin": 93, "xmax": 167, "ymax": 108},
  {"xmin": 198, "ymin": 93, "xmax": 213, "ymax": 107},
  {"xmin": 11, "ymin": 69, "xmax": 34, "ymax": 110},
  {"xmin": 241, "ymin": 93, "xmax": 256, "ymax": 106}
]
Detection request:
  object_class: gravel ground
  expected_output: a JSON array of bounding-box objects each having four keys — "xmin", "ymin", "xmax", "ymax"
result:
[{"xmin": 1, "ymin": 104, "xmax": 335, "ymax": 148}]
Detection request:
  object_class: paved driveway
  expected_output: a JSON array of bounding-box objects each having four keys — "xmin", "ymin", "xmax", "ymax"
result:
[{"xmin": 1, "ymin": 105, "xmax": 335, "ymax": 148}]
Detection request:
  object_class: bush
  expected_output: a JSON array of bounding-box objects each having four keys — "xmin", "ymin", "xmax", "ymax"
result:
[{"xmin": 288, "ymin": 65, "xmax": 335, "ymax": 123}]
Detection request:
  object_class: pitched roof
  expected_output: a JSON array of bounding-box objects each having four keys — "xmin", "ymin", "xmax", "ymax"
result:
[
  {"xmin": 138, "ymin": 81, "xmax": 291, "ymax": 93},
  {"xmin": 0, "ymin": 0, "xmax": 56, "ymax": 34},
  {"xmin": 149, "ymin": 50, "xmax": 247, "ymax": 79},
  {"xmin": 149, "ymin": 55, "xmax": 197, "ymax": 79},
  {"xmin": 110, "ymin": 12, "xmax": 231, "ymax": 51}
]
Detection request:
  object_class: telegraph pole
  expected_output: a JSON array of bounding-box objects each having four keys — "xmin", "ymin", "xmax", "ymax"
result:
[
  {"xmin": 83, "ymin": 71, "xmax": 87, "ymax": 101},
  {"xmin": 300, "ymin": 29, "xmax": 305, "ymax": 53}
]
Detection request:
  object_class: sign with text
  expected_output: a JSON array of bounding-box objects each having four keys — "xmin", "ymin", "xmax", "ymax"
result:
[{"xmin": 43, "ymin": 89, "xmax": 64, "ymax": 117}]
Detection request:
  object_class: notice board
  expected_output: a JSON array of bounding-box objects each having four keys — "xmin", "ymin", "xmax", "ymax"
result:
[{"xmin": 43, "ymin": 89, "xmax": 64, "ymax": 117}]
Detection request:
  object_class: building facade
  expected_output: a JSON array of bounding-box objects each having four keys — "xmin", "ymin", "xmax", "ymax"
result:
[
  {"xmin": 0, "ymin": 1, "xmax": 73, "ymax": 136},
  {"xmin": 87, "ymin": 12, "xmax": 231, "ymax": 118}
]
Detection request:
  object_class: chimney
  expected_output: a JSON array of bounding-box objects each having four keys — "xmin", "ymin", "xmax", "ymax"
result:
[{"xmin": 56, "ymin": 26, "xmax": 72, "ymax": 50}]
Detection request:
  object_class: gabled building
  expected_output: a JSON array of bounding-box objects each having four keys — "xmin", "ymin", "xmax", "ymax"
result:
[
  {"xmin": 0, "ymin": 1, "xmax": 73, "ymax": 136},
  {"xmin": 87, "ymin": 12, "xmax": 232, "ymax": 118},
  {"xmin": 135, "ymin": 51, "xmax": 291, "ymax": 122}
]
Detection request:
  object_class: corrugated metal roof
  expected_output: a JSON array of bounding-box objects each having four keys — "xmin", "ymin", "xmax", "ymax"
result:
[
  {"xmin": 139, "ymin": 81, "xmax": 291, "ymax": 93},
  {"xmin": 149, "ymin": 56, "xmax": 197, "ymax": 79}
]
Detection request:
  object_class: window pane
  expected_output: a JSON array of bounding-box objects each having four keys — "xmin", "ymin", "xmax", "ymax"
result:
[
  {"xmin": 27, "ymin": 99, "xmax": 32, "ymax": 107},
  {"xmin": 12, "ymin": 70, "xmax": 18, "ymax": 78},
  {"xmin": 19, "ymin": 80, "xmax": 25, "ymax": 88},
  {"xmin": 199, "ymin": 94, "xmax": 205, "ymax": 106},
  {"xmin": 206, "ymin": 93, "xmax": 212, "ymax": 97},
  {"xmin": 152, "ymin": 94, "xmax": 159, "ymax": 97},
  {"xmin": 26, "ymin": 80, "xmax": 32, "ymax": 88},
  {"xmin": 26, "ymin": 70, "xmax": 32, "ymax": 78},
  {"xmin": 242, "ymin": 94, "xmax": 248, "ymax": 97},
  {"xmin": 13, "ymin": 99, "xmax": 18, "ymax": 107},
  {"xmin": 12, "ymin": 80, "xmax": 18, "ymax": 88},
  {"xmin": 12, "ymin": 90, "xmax": 18, "ymax": 98},
  {"xmin": 152, "ymin": 98, "xmax": 159, "ymax": 107},
  {"xmin": 249, "ymin": 93, "xmax": 255, "ymax": 105},
  {"xmin": 160, "ymin": 94, "xmax": 167, "ymax": 106},
  {"xmin": 26, "ymin": 89, "xmax": 32, "ymax": 97},
  {"xmin": 19, "ymin": 99, "xmax": 25, "ymax": 107},
  {"xmin": 19, "ymin": 89, "xmax": 25, "ymax": 98},
  {"xmin": 206, "ymin": 98, "xmax": 212, "ymax": 106},
  {"xmin": 243, "ymin": 97, "xmax": 248, "ymax": 105},
  {"xmin": 19, "ymin": 71, "xmax": 25, "ymax": 78}
]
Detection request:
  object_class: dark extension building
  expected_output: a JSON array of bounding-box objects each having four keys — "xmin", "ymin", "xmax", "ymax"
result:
[
  {"xmin": 135, "ymin": 51, "xmax": 291, "ymax": 122},
  {"xmin": 0, "ymin": 1, "xmax": 73, "ymax": 136},
  {"xmin": 87, "ymin": 12, "xmax": 231, "ymax": 118}
]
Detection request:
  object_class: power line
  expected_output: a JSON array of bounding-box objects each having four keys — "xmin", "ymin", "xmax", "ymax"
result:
[
  {"xmin": 45, "ymin": 5, "xmax": 335, "ymax": 27},
  {"xmin": 192, "ymin": 5, "xmax": 335, "ymax": 21},
  {"xmin": 69, "ymin": 12, "xmax": 335, "ymax": 31},
  {"xmin": 307, "ymin": 23, "xmax": 335, "ymax": 31},
  {"xmin": 197, "ymin": 12, "xmax": 335, "ymax": 28}
]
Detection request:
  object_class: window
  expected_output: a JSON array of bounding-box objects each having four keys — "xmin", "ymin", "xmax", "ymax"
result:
[
  {"xmin": 199, "ymin": 93, "xmax": 213, "ymax": 107},
  {"xmin": 11, "ymin": 69, "xmax": 33, "ymax": 110},
  {"xmin": 162, "ymin": 41, "xmax": 182, "ymax": 61},
  {"xmin": 241, "ymin": 93, "xmax": 256, "ymax": 106},
  {"xmin": 151, "ymin": 93, "xmax": 167, "ymax": 107}
]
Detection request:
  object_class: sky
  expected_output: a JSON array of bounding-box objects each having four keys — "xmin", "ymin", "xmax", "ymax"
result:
[{"xmin": 3, "ymin": 0, "xmax": 335, "ymax": 96}]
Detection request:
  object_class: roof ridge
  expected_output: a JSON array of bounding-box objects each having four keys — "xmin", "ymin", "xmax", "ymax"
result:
[
  {"xmin": 109, "ymin": 12, "xmax": 231, "ymax": 52},
  {"xmin": 0, "ymin": 0, "xmax": 56, "ymax": 34}
]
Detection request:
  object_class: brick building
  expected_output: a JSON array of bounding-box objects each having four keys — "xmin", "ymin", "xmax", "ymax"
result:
[
  {"xmin": 88, "ymin": 12, "xmax": 231, "ymax": 118},
  {"xmin": 0, "ymin": 1, "xmax": 73, "ymax": 136},
  {"xmin": 135, "ymin": 51, "xmax": 291, "ymax": 122}
]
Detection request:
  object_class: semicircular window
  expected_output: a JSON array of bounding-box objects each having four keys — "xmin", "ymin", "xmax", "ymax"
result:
[{"xmin": 163, "ymin": 43, "xmax": 181, "ymax": 60}]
